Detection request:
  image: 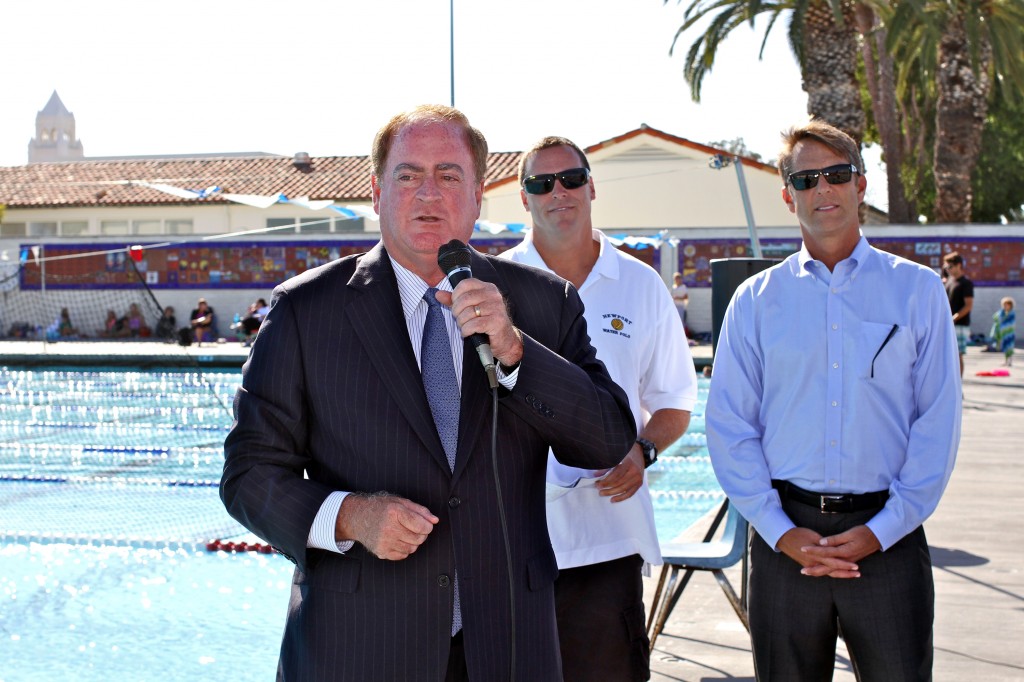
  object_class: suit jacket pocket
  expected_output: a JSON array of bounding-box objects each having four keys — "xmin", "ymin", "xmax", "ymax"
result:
[
  {"xmin": 294, "ymin": 552, "xmax": 361, "ymax": 594},
  {"xmin": 526, "ymin": 550, "xmax": 559, "ymax": 592}
]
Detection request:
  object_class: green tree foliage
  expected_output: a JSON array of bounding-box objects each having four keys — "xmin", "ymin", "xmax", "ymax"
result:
[
  {"xmin": 972, "ymin": 96, "xmax": 1024, "ymax": 223},
  {"xmin": 668, "ymin": 0, "xmax": 1024, "ymax": 223},
  {"xmin": 887, "ymin": 0, "xmax": 1024, "ymax": 222},
  {"xmin": 666, "ymin": 1, "xmax": 864, "ymax": 139},
  {"xmin": 886, "ymin": 92, "xmax": 1023, "ymax": 224}
]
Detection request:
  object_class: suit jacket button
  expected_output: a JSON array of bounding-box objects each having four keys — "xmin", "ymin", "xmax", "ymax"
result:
[
  {"xmin": 448, "ymin": 496, "xmax": 461, "ymax": 508},
  {"xmin": 438, "ymin": 574, "xmax": 451, "ymax": 588}
]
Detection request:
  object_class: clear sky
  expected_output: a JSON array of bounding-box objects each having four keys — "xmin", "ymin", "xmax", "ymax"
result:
[{"xmin": 0, "ymin": 0, "xmax": 885, "ymax": 207}]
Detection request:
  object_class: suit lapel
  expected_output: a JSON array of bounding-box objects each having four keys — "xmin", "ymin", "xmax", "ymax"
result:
[{"xmin": 346, "ymin": 243, "xmax": 452, "ymax": 474}]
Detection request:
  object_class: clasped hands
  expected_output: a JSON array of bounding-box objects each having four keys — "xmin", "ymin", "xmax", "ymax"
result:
[{"xmin": 777, "ymin": 524, "xmax": 882, "ymax": 579}]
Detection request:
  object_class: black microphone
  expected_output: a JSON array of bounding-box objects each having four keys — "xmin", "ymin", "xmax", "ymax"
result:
[{"xmin": 437, "ymin": 239, "xmax": 498, "ymax": 389}]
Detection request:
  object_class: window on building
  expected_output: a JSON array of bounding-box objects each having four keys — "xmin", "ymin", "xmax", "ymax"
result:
[
  {"xmin": 28, "ymin": 222, "xmax": 58, "ymax": 237},
  {"xmin": 166, "ymin": 220, "xmax": 193, "ymax": 235},
  {"xmin": 0, "ymin": 223, "xmax": 27, "ymax": 237},
  {"xmin": 100, "ymin": 220, "xmax": 130, "ymax": 235},
  {"xmin": 133, "ymin": 220, "xmax": 162, "ymax": 235},
  {"xmin": 267, "ymin": 216, "xmax": 344, "ymax": 234},
  {"xmin": 300, "ymin": 217, "xmax": 330, "ymax": 234},
  {"xmin": 267, "ymin": 218, "xmax": 299, "ymax": 235},
  {"xmin": 60, "ymin": 221, "xmax": 89, "ymax": 237},
  {"xmin": 334, "ymin": 217, "xmax": 365, "ymax": 233}
]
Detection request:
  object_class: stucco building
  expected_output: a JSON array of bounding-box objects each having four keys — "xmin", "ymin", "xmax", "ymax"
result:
[{"xmin": 2, "ymin": 94, "xmax": 1019, "ymax": 341}]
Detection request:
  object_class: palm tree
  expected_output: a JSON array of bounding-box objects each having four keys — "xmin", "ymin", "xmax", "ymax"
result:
[
  {"xmin": 667, "ymin": 0, "xmax": 866, "ymax": 142},
  {"xmin": 668, "ymin": 0, "xmax": 1024, "ymax": 223},
  {"xmin": 667, "ymin": 1, "xmax": 934, "ymax": 221},
  {"xmin": 799, "ymin": 1, "xmax": 866, "ymax": 141},
  {"xmin": 853, "ymin": 4, "xmax": 915, "ymax": 222},
  {"xmin": 887, "ymin": 0, "xmax": 1024, "ymax": 222},
  {"xmin": 972, "ymin": 95, "xmax": 1024, "ymax": 222}
]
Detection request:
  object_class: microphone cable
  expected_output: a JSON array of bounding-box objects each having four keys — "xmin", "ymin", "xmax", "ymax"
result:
[
  {"xmin": 438, "ymin": 239, "xmax": 514, "ymax": 678},
  {"xmin": 487, "ymin": 381, "xmax": 516, "ymax": 681}
]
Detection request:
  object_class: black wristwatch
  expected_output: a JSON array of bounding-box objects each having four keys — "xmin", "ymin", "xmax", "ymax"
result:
[{"xmin": 636, "ymin": 438, "xmax": 658, "ymax": 468}]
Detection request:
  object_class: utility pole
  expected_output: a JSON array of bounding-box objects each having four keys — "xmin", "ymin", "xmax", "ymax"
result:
[
  {"xmin": 449, "ymin": 0, "xmax": 455, "ymax": 107},
  {"xmin": 709, "ymin": 154, "xmax": 762, "ymax": 258}
]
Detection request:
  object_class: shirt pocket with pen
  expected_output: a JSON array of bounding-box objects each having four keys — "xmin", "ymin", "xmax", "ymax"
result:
[{"xmin": 855, "ymin": 320, "xmax": 915, "ymax": 382}]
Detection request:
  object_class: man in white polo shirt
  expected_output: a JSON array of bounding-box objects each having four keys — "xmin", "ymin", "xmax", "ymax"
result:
[{"xmin": 501, "ymin": 136, "xmax": 698, "ymax": 681}]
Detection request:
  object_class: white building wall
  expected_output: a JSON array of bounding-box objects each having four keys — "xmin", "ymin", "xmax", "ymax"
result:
[
  {"xmin": 2, "ymin": 202, "xmax": 377, "ymax": 239},
  {"xmin": 482, "ymin": 135, "xmax": 797, "ymax": 230}
]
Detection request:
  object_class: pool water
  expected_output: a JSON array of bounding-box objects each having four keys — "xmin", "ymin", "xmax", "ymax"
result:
[
  {"xmin": 0, "ymin": 543, "xmax": 289, "ymax": 681},
  {"xmin": 0, "ymin": 368, "xmax": 245, "ymax": 547},
  {"xmin": 0, "ymin": 368, "xmax": 717, "ymax": 681}
]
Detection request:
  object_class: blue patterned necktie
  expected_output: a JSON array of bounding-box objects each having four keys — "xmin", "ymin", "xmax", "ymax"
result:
[{"xmin": 421, "ymin": 288, "xmax": 462, "ymax": 634}]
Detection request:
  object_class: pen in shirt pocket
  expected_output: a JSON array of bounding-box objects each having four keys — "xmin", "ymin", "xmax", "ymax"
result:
[{"xmin": 870, "ymin": 323, "xmax": 899, "ymax": 378}]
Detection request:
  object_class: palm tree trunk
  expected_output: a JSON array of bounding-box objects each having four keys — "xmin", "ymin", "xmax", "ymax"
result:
[
  {"xmin": 801, "ymin": 1, "xmax": 866, "ymax": 143},
  {"xmin": 854, "ymin": 4, "xmax": 915, "ymax": 223},
  {"xmin": 933, "ymin": 12, "xmax": 991, "ymax": 223}
]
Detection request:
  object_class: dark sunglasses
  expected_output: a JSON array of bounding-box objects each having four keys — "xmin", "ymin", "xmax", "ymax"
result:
[
  {"xmin": 522, "ymin": 167, "xmax": 590, "ymax": 195},
  {"xmin": 787, "ymin": 163, "xmax": 858, "ymax": 191}
]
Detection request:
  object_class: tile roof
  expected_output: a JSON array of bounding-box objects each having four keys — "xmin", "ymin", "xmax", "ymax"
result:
[
  {"xmin": 584, "ymin": 124, "xmax": 777, "ymax": 173},
  {"xmin": 481, "ymin": 124, "xmax": 778, "ymax": 192},
  {"xmin": 0, "ymin": 151, "xmax": 523, "ymax": 209},
  {"xmin": 0, "ymin": 124, "xmax": 765, "ymax": 210}
]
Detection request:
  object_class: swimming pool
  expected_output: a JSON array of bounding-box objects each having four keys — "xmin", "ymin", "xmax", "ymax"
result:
[
  {"xmin": 0, "ymin": 368, "xmax": 245, "ymax": 547},
  {"xmin": 0, "ymin": 543, "xmax": 289, "ymax": 680},
  {"xmin": 0, "ymin": 368, "xmax": 717, "ymax": 680}
]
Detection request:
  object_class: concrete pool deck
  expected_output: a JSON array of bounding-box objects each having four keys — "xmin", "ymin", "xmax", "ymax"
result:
[
  {"xmin": 645, "ymin": 345, "xmax": 1024, "ymax": 681},
  {"xmin": 1, "ymin": 341, "xmax": 1018, "ymax": 680}
]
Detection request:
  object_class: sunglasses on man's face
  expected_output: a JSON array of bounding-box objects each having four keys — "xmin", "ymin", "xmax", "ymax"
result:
[
  {"xmin": 787, "ymin": 163, "xmax": 859, "ymax": 191},
  {"xmin": 522, "ymin": 167, "xmax": 590, "ymax": 195}
]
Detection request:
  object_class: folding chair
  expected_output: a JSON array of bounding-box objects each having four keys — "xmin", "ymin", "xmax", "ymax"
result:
[{"xmin": 647, "ymin": 498, "xmax": 750, "ymax": 650}]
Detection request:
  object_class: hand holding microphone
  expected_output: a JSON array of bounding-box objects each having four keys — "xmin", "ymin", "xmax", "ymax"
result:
[{"xmin": 436, "ymin": 240, "xmax": 523, "ymax": 388}]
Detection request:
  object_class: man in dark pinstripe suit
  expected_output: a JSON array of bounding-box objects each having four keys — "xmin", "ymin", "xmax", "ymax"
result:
[{"xmin": 221, "ymin": 104, "xmax": 636, "ymax": 681}]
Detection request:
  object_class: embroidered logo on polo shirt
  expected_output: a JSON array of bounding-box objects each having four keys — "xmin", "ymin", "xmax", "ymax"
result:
[{"xmin": 600, "ymin": 313, "xmax": 633, "ymax": 339}]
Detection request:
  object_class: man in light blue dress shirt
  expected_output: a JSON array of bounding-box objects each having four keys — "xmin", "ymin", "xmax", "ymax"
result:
[{"xmin": 706, "ymin": 120, "xmax": 961, "ymax": 681}]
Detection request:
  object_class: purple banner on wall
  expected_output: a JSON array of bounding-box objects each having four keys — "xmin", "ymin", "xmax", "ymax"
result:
[{"xmin": 675, "ymin": 236, "xmax": 1024, "ymax": 287}]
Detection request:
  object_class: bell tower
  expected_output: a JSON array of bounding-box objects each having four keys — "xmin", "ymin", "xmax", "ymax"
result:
[{"xmin": 28, "ymin": 91, "xmax": 85, "ymax": 163}]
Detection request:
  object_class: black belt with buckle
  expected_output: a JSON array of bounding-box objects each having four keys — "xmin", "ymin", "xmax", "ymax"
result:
[{"xmin": 772, "ymin": 480, "xmax": 889, "ymax": 514}]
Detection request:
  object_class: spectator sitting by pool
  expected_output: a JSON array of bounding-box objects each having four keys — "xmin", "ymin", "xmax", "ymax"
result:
[
  {"xmin": 57, "ymin": 308, "xmax": 80, "ymax": 338},
  {"xmin": 5, "ymin": 322, "xmax": 34, "ymax": 338},
  {"xmin": 125, "ymin": 303, "xmax": 151, "ymax": 338},
  {"xmin": 97, "ymin": 310, "xmax": 124, "ymax": 338},
  {"xmin": 190, "ymin": 298, "xmax": 215, "ymax": 346},
  {"xmin": 154, "ymin": 306, "xmax": 177, "ymax": 342},
  {"xmin": 231, "ymin": 298, "xmax": 269, "ymax": 347}
]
